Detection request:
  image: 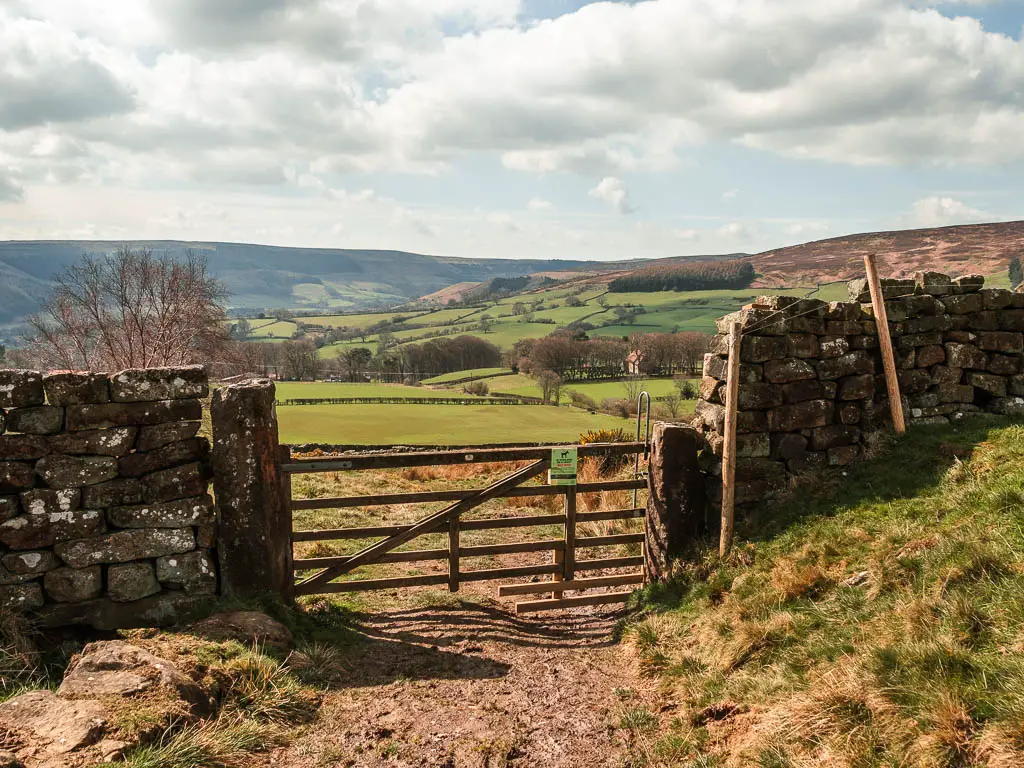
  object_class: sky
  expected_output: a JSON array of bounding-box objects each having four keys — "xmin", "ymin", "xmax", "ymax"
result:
[{"xmin": 0, "ymin": 0, "xmax": 1022, "ymax": 261}]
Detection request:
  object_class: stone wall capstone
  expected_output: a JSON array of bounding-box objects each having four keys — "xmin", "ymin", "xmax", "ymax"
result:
[
  {"xmin": 696, "ymin": 273, "xmax": 1024, "ymax": 513},
  {"xmin": 0, "ymin": 366, "xmax": 216, "ymax": 628}
]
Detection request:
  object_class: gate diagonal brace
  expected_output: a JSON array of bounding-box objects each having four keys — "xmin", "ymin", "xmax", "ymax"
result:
[{"xmin": 296, "ymin": 458, "xmax": 551, "ymax": 592}]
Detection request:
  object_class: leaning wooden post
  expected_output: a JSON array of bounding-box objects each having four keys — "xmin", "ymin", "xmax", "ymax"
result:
[
  {"xmin": 719, "ymin": 320, "xmax": 741, "ymax": 558},
  {"xmin": 864, "ymin": 253, "xmax": 906, "ymax": 435},
  {"xmin": 448, "ymin": 517, "xmax": 460, "ymax": 593}
]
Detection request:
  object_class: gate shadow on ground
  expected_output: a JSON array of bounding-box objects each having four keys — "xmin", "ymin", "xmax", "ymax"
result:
[{"xmin": 325, "ymin": 600, "xmax": 620, "ymax": 689}]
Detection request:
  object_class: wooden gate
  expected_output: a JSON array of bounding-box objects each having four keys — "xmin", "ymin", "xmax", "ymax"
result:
[{"xmin": 280, "ymin": 442, "xmax": 649, "ymax": 612}]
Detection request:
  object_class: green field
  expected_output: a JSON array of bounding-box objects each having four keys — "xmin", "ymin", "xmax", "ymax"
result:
[
  {"xmin": 488, "ymin": 374, "xmax": 693, "ymax": 401},
  {"xmin": 421, "ymin": 367, "xmax": 511, "ymax": 384},
  {"xmin": 276, "ymin": 403, "xmax": 629, "ymax": 444},
  {"xmin": 248, "ymin": 319, "xmax": 298, "ymax": 339},
  {"xmin": 274, "ymin": 381, "xmax": 483, "ymax": 400}
]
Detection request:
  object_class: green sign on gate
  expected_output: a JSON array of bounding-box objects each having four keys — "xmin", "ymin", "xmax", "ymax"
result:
[{"xmin": 548, "ymin": 446, "xmax": 578, "ymax": 486}]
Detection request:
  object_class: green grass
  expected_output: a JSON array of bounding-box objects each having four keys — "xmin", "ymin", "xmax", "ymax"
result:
[
  {"xmin": 273, "ymin": 381, "xmax": 483, "ymax": 400},
  {"xmin": 277, "ymin": 403, "xmax": 629, "ymax": 443},
  {"xmin": 301, "ymin": 311, "xmax": 422, "ymax": 329},
  {"xmin": 421, "ymin": 367, "xmax": 511, "ymax": 384},
  {"xmin": 488, "ymin": 375, "xmax": 692, "ymax": 401},
  {"xmin": 624, "ymin": 419, "xmax": 1024, "ymax": 766},
  {"xmin": 247, "ymin": 320, "xmax": 297, "ymax": 339}
]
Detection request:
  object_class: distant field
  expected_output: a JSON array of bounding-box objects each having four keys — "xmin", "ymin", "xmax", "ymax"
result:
[
  {"xmin": 276, "ymin": 403, "xmax": 629, "ymax": 444},
  {"xmin": 274, "ymin": 381, "xmax": 481, "ymax": 400},
  {"xmin": 488, "ymin": 375, "xmax": 693, "ymax": 401},
  {"xmin": 248, "ymin": 320, "xmax": 298, "ymax": 338},
  {"xmin": 421, "ymin": 367, "xmax": 511, "ymax": 384}
]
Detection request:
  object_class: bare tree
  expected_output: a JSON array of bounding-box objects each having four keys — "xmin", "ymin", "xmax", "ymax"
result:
[
  {"xmin": 661, "ymin": 392, "xmax": 683, "ymax": 419},
  {"xmin": 280, "ymin": 339, "xmax": 321, "ymax": 380},
  {"xmin": 24, "ymin": 246, "xmax": 228, "ymax": 371},
  {"xmin": 623, "ymin": 375, "xmax": 646, "ymax": 404},
  {"xmin": 537, "ymin": 370, "xmax": 563, "ymax": 405}
]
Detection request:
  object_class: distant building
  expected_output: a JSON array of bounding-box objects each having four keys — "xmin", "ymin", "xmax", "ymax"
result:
[{"xmin": 626, "ymin": 349, "xmax": 644, "ymax": 375}]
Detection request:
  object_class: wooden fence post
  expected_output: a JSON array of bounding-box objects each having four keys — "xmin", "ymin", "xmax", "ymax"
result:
[
  {"xmin": 645, "ymin": 423, "xmax": 706, "ymax": 581},
  {"xmin": 864, "ymin": 253, "xmax": 906, "ymax": 435},
  {"xmin": 448, "ymin": 517, "xmax": 460, "ymax": 592},
  {"xmin": 719, "ymin": 321, "xmax": 741, "ymax": 557}
]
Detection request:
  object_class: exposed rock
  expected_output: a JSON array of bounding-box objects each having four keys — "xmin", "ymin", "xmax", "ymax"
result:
[
  {"xmin": 0, "ymin": 582, "xmax": 43, "ymax": 609},
  {"xmin": 988, "ymin": 354, "xmax": 1020, "ymax": 376},
  {"xmin": 818, "ymin": 335, "xmax": 851, "ymax": 359},
  {"xmin": 931, "ymin": 365, "xmax": 963, "ymax": 385},
  {"xmin": 736, "ymin": 382, "xmax": 781, "ymax": 410},
  {"xmin": 118, "ymin": 437, "xmax": 207, "ymax": 478},
  {"xmin": 981, "ymin": 288, "xmax": 1014, "ymax": 310},
  {"xmin": 21, "ymin": 488, "xmax": 80, "ymax": 516},
  {"xmin": 0, "ymin": 462, "xmax": 35, "ymax": 493},
  {"xmin": 914, "ymin": 271, "xmax": 951, "ymax": 296},
  {"xmin": 952, "ymin": 274, "xmax": 984, "ymax": 293},
  {"xmin": 0, "ymin": 690, "xmax": 105, "ymax": 755},
  {"xmin": 764, "ymin": 358, "xmax": 816, "ymax": 384},
  {"xmin": 190, "ymin": 611, "xmax": 294, "ymax": 650},
  {"xmin": 944, "ymin": 342, "xmax": 988, "ymax": 370},
  {"xmin": 109, "ymin": 366, "xmax": 208, "ymax": 403},
  {"xmin": 739, "ymin": 335, "xmax": 788, "ymax": 363},
  {"xmin": 0, "ymin": 508, "xmax": 103, "ymax": 550},
  {"xmin": 82, "ymin": 478, "xmax": 145, "ymax": 509},
  {"xmin": 967, "ymin": 372, "xmax": 1008, "ymax": 397},
  {"xmin": 2, "ymin": 550, "xmax": 60, "ymax": 575},
  {"xmin": 135, "ymin": 421, "xmax": 201, "ymax": 452},
  {"xmin": 42, "ymin": 371, "xmax": 110, "ymax": 406},
  {"xmin": 49, "ymin": 428, "xmax": 136, "ymax": 457},
  {"xmin": 142, "ymin": 462, "xmax": 207, "ymax": 503},
  {"xmin": 838, "ymin": 403, "xmax": 863, "ymax": 425},
  {"xmin": 771, "ymin": 432, "xmax": 808, "ymax": 461},
  {"xmin": 44, "ymin": 566, "xmax": 103, "ymax": 603},
  {"xmin": 810, "ymin": 425, "xmax": 861, "ymax": 451},
  {"xmin": 0, "ymin": 749, "xmax": 21, "ymax": 767},
  {"xmin": 897, "ymin": 369, "xmax": 932, "ymax": 395},
  {"xmin": 699, "ymin": 377, "xmax": 722, "ymax": 403},
  {"xmin": 999, "ymin": 309, "xmax": 1024, "ymax": 332},
  {"xmin": 975, "ymin": 331, "xmax": 1023, "ymax": 354},
  {"xmin": 780, "ymin": 379, "xmax": 835, "ymax": 404},
  {"xmin": 940, "ymin": 293, "xmax": 983, "ymax": 314},
  {"xmin": 768, "ymin": 400, "xmax": 834, "ymax": 431},
  {"xmin": 915, "ymin": 345, "xmax": 946, "ymax": 368},
  {"xmin": 65, "ymin": 399, "xmax": 203, "ymax": 431},
  {"xmin": 787, "ymin": 333, "xmax": 820, "ymax": 359},
  {"xmin": 991, "ymin": 397, "xmax": 1024, "ymax": 418},
  {"xmin": 107, "ymin": 562, "xmax": 160, "ymax": 602},
  {"xmin": 155, "ymin": 551, "xmax": 217, "ymax": 594},
  {"xmin": 817, "ymin": 351, "xmax": 874, "ymax": 380},
  {"xmin": 5, "ymin": 406, "xmax": 64, "ymax": 435},
  {"xmin": 0, "ymin": 495, "xmax": 18, "ymax": 522},
  {"xmin": 0, "ymin": 435, "xmax": 49, "ymax": 460},
  {"xmin": 837, "ymin": 374, "xmax": 874, "ymax": 401},
  {"xmin": 109, "ymin": 495, "xmax": 214, "ymax": 529},
  {"xmin": 59, "ymin": 640, "xmax": 209, "ymax": 715},
  {"xmin": 35, "ymin": 455, "xmax": 118, "ymax": 488},
  {"xmin": 0, "ymin": 370, "xmax": 44, "ymax": 409},
  {"xmin": 55, "ymin": 528, "xmax": 194, "ymax": 568}
]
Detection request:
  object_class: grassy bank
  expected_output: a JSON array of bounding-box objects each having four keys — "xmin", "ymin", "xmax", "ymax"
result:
[{"xmin": 621, "ymin": 418, "xmax": 1024, "ymax": 766}]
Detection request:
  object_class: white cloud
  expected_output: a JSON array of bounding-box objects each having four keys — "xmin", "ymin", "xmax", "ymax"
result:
[
  {"xmin": 526, "ymin": 197, "xmax": 555, "ymax": 211},
  {"xmin": 907, "ymin": 196, "xmax": 993, "ymax": 227},
  {"xmin": 588, "ymin": 176, "xmax": 636, "ymax": 214}
]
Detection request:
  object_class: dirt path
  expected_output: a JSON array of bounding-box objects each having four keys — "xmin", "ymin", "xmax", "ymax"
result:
[{"xmin": 269, "ymin": 600, "xmax": 658, "ymax": 768}]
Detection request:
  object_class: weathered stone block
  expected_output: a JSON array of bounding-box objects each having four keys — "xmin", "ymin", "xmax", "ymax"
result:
[
  {"xmin": 895, "ymin": 347, "xmax": 916, "ymax": 370},
  {"xmin": 107, "ymin": 562, "xmax": 161, "ymax": 602},
  {"xmin": 55, "ymin": 528, "xmax": 195, "ymax": 568},
  {"xmin": 0, "ymin": 495, "xmax": 18, "ymax": 522},
  {"xmin": 0, "ymin": 434, "xmax": 49, "ymax": 460},
  {"xmin": 0, "ymin": 462, "xmax": 35, "ymax": 493},
  {"xmin": 903, "ymin": 295, "xmax": 940, "ymax": 317},
  {"xmin": 949, "ymin": 314, "xmax": 970, "ymax": 331},
  {"xmin": 952, "ymin": 274, "xmax": 984, "ymax": 293},
  {"xmin": 991, "ymin": 397, "xmax": 1024, "ymax": 418},
  {"xmin": 44, "ymin": 566, "xmax": 102, "ymax": 602},
  {"xmin": 946, "ymin": 330, "xmax": 976, "ymax": 344},
  {"xmin": 118, "ymin": 438, "xmax": 207, "ymax": 478},
  {"xmin": 898, "ymin": 332, "xmax": 943, "ymax": 350},
  {"xmin": 849, "ymin": 334, "xmax": 878, "ymax": 350},
  {"xmin": 826, "ymin": 320, "xmax": 863, "ymax": 336},
  {"xmin": 49, "ymin": 427, "xmax": 136, "ymax": 457},
  {"xmin": 764, "ymin": 358, "xmax": 816, "ymax": 384},
  {"xmin": 819, "ymin": 336, "xmax": 851, "ymax": 359},
  {"xmin": 771, "ymin": 432, "xmax": 808, "ymax": 461},
  {"xmin": 827, "ymin": 301, "xmax": 863, "ymax": 321},
  {"xmin": 36, "ymin": 455, "xmax": 118, "ymax": 488},
  {"xmin": 196, "ymin": 524, "xmax": 216, "ymax": 549},
  {"xmin": 5, "ymin": 406, "xmax": 63, "ymax": 435},
  {"xmin": 136, "ymin": 422, "xmax": 201, "ymax": 452},
  {"xmin": 999, "ymin": 310, "xmax": 1024, "ymax": 332},
  {"xmin": 787, "ymin": 334, "xmax": 820, "ymax": 359},
  {"xmin": 988, "ymin": 354, "xmax": 1020, "ymax": 376},
  {"xmin": 982, "ymin": 288, "xmax": 1014, "ymax": 310},
  {"xmin": 82, "ymin": 478, "xmax": 145, "ymax": 509},
  {"xmin": 42, "ymin": 371, "xmax": 110, "ymax": 406},
  {"xmin": 0, "ymin": 561, "xmax": 36, "ymax": 585},
  {"xmin": 817, "ymin": 351, "xmax": 874, "ymax": 380},
  {"xmin": 0, "ymin": 370, "xmax": 44, "ymax": 409},
  {"xmin": 737, "ymin": 383, "xmax": 781, "ymax": 410},
  {"xmin": 837, "ymin": 373, "xmax": 874, "ymax": 401},
  {"xmin": 967, "ymin": 372, "xmax": 1007, "ymax": 397},
  {"xmin": 908, "ymin": 392, "xmax": 940, "ymax": 409},
  {"xmin": 916, "ymin": 345, "xmax": 946, "ymax": 368},
  {"xmin": 0, "ymin": 582, "xmax": 44, "ymax": 609},
  {"xmin": 937, "ymin": 384, "xmax": 975, "ymax": 404},
  {"xmin": 1, "ymin": 550, "xmax": 59, "ymax": 575},
  {"xmin": 66, "ymin": 399, "xmax": 203, "ymax": 431},
  {"xmin": 109, "ymin": 495, "xmax": 214, "ymax": 529},
  {"xmin": 787, "ymin": 450, "xmax": 828, "ymax": 475},
  {"xmin": 940, "ymin": 293, "xmax": 983, "ymax": 314},
  {"xmin": 142, "ymin": 462, "xmax": 207, "ymax": 503},
  {"xmin": 781, "ymin": 379, "xmax": 835, "ymax": 404},
  {"xmin": 21, "ymin": 487, "xmax": 80, "ymax": 516},
  {"xmin": 967, "ymin": 311, "xmax": 1000, "ymax": 331},
  {"xmin": 810, "ymin": 425, "xmax": 860, "ymax": 451},
  {"xmin": 915, "ymin": 271, "xmax": 951, "ymax": 296},
  {"xmin": 699, "ymin": 376, "xmax": 722, "ymax": 403},
  {"xmin": 768, "ymin": 400, "xmax": 834, "ymax": 431},
  {"xmin": 110, "ymin": 366, "xmax": 209, "ymax": 403},
  {"xmin": 828, "ymin": 445, "xmax": 861, "ymax": 466},
  {"xmin": 740, "ymin": 335, "xmax": 788, "ymax": 363},
  {"xmin": 35, "ymin": 591, "xmax": 214, "ymax": 630},
  {"xmin": 904, "ymin": 315, "xmax": 952, "ymax": 334},
  {"xmin": 707, "ymin": 431, "xmax": 771, "ymax": 459},
  {"xmin": 1012, "ymin": 375, "xmax": 1024, "ymax": 397},
  {"xmin": 790, "ymin": 316, "xmax": 827, "ymax": 336},
  {"xmin": 897, "ymin": 369, "xmax": 932, "ymax": 394},
  {"xmin": 156, "ymin": 551, "xmax": 217, "ymax": 594},
  {"xmin": 735, "ymin": 458, "xmax": 788, "ymax": 502},
  {"xmin": 0, "ymin": 508, "xmax": 103, "ymax": 550},
  {"xmin": 863, "ymin": 301, "xmax": 910, "ymax": 322},
  {"xmin": 945, "ymin": 343, "xmax": 988, "ymax": 370},
  {"xmin": 838, "ymin": 403, "xmax": 862, "ymax": 425},
  {"xmin": 976, "ymin": 331, "xmax": 1023, "ymax": 354}
]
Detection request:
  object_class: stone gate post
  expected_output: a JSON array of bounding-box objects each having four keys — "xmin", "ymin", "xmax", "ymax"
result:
[
  {"xmin": 644, "ymin": 422, "xmax": 706, "ymax": 582},
  {"xmin": 211, "ymin": 379, "xmax": 293, "ymax": 600}
]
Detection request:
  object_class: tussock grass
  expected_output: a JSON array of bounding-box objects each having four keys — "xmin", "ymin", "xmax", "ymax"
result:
[
  {"xmin": 108, "ymin": 715, "xmax": 287, "ymax": 768},
  {"xmin": 0, "ymin": 608, "xmax": 48, "ymax": 702},
  {"xmin": 626, "ymin": 420, "xmax": 1024, "ymax": 766}
]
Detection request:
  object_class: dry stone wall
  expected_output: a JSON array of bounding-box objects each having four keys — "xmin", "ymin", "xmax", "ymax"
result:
[
  {"xmin": 0, "ymin": 366, "xmax": 216, "ymax": 627},
  {"xmin": 696, "ymin": 273, "xmax": 1024, "ymax": 509}
]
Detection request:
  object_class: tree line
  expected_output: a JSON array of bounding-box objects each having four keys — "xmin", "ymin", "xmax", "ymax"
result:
[{"xmin": 608, "ymin": 259, "xmax": 755, "ymax": 293}]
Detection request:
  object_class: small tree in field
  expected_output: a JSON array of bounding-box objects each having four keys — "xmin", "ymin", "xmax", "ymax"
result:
[
  {"xmin": 25, "ymin": 246, "xmax": 228, "ymax": 370},
  {"xmin": 537, "ymin": 369, "xmax": 563, "ymax": 405}
]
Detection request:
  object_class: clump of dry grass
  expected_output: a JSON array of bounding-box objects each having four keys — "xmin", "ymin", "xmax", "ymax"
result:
[{"xmin": 0, "ymin": 608, "xmax": 44, "ymax": 701}]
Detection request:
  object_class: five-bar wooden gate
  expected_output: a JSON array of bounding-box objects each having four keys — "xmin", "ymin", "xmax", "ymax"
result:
[{"xmin": 280, "ymin": 442, "xmax": 649, "ymax": 612}]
